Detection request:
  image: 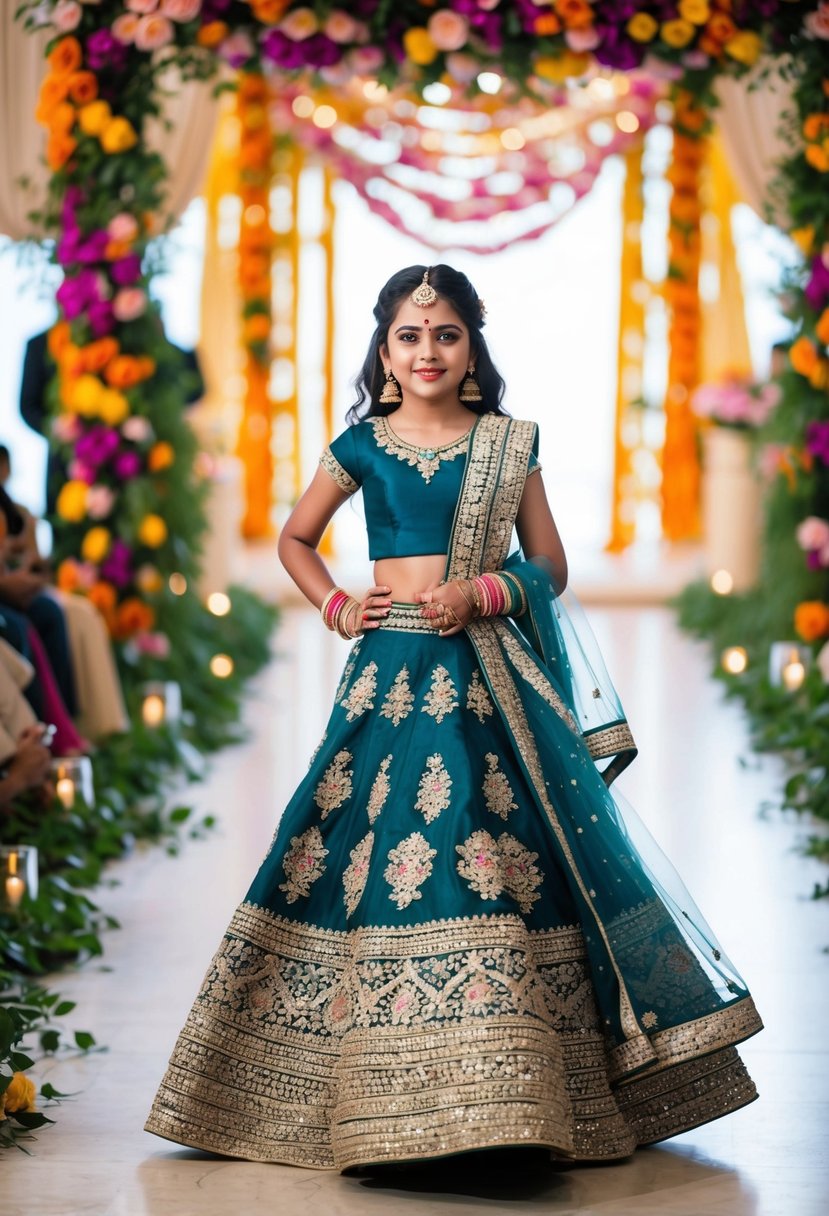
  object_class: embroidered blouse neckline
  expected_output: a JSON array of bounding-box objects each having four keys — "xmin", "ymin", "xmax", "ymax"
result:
[{"xmin": 371, "ymin": 415, "xmax": 479, "ymax": 484}]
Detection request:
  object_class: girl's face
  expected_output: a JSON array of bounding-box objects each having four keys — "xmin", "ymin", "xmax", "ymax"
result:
[{"xmin": 380, "ymin": 296, "xmax": 472, "ymax": 410}]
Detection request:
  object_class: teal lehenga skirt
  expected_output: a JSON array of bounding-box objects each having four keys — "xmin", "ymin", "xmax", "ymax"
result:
[{"xmin": 146, "ymin": 603, "xmax": 761, "ymax": 1170}]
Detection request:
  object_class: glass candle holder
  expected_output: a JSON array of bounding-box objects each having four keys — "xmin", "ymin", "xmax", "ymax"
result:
[
  {"xmin": 1, "ymin": 846, "xmax": 38, "ymax": 912},
  {"xmin": 139, "ymin": 681, "xmax": 182, "ymax": 728},
  {"xmin": 769, "ymin": 642, "xmax": 810, "ymax": 692},
  {"xmin": 51, "ymin": 756, "xmax": 95, "ymax": 811}
]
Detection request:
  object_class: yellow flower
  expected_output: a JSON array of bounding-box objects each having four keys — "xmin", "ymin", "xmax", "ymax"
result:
[
  {"xmin": 809, "ymin": 359, "xmax": 829, "ymax": 390},
  {"xmin": 403, "ymin": 27, "xmax": 438, "ymax": 66},
  {"xmin": 678, "ymin": 0, "xmax": 710, "ymax": 23},
  {"xmin": 97, "ymin": 388, "xmax": 130, "ymax": 426},
  {"xmin": 533, "ymin": 52, "xmax": 591, "ymax": 82},
  {"xmin": 790, "ymin": 225, "xmax": 815, "ymax": 255},
  {"xmin": 100, "ymin": 117, "xmax": 138, "ymax": 155},
  {"xmin": 724, "ymin": 31, "xmax": 762, "ymax": 66},
  {"xmin": 56, "ymin": 480, "xmax": 89, "ymax": 523},
  {"xmin": 148, "ymin": 441, "xmax": 175, "ymax": 472},
  {"xmin": 627, "ymin": 13, "xmax": 658, "ymax": 42},
  {"xmin": 67, "ymin": 373, "xmax": 104, "ymax": 416},
  {"xmin": 81, "ymin": 526, "xmax": 112, "ymax": 564},
  {"xmin": 661, "ymin": 19, "xmax": 696, "ymax": 48},
  {"xmin": 78, "ymin": 100, "xmax": 112, "ymax": 137},
  {"xmin": 3, "ymin": 1073, "xmax": 36, "ymax": 1115},
  {"xmin": 138, "ymin": 514, "xmax": 168, "ymax": 548}
]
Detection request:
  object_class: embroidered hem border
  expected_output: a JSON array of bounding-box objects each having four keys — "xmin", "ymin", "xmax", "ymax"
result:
[{"xmin": 145, "ymin": 905, "xmax": 759, "ymax": 1171}]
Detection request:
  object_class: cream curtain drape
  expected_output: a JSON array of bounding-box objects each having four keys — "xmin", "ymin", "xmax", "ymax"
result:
[
  {"xmin": 714, "ymin": 62, "xmax": 793, "ymax": 227},
  {"xmin": 0, "ymin": 2, "xmax": 220, "ymax": 240}
]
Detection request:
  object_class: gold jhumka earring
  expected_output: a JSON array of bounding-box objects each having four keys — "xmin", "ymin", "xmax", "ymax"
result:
[
  {"xmin": 459, "ymin": 363, "xmax": 482, "ymax": 403},
  {"xmin": 379, "ymin": 367, "xmax": 402, "ymax": 404},
  {"xmin": 410, "ymin": 269, "xmax": 439, "ymax": 308}
]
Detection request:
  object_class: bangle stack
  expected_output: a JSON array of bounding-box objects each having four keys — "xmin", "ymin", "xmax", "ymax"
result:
[
  {"xmin": 457, "ymin": 573, "xmax": 526, "ymax": 619},
  {"xmin": 320, "ymin": 587, "xmax": 361, "ymax": 639}
]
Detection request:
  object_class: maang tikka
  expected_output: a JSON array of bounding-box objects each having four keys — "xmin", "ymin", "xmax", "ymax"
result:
[{"xmin": 410, "ymin": 269, "xmax": 439, "ymax": 308}]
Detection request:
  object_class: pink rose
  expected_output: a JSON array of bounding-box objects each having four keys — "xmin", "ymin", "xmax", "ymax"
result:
[
  {"xmin": 796, "ymin": 516, "xmax": 829, "ymax": 555},
  {"xmin": 113, "ymin": 287, "xmax": 147, "ymax": 321},
  {"xmin": 53, "ymin": 0, "xmax": 82, "ymax": 31},
  {"xmin": 86, "ymin": 484, "xmax": 116, "ymax": 519},
  {"xmin": 134, "ymin": 12, "xmax": 174, "ymax": 49},
  {"xmin": 134, "ymin": 631, "xmax": 171, "ymax": 657},
  {"xmin": 76, "ymin": 562, "xmax": 98, "ymax": 590},
  {"xmin": 564, "ymin": 27, "xmax": 600, "ymax": 52},
  {"xmin": 160, "ymin": 0, "xmax": 201, "ymax": 21},
  {"xmin": 446, "ymin": 52, "xmax": 478, "ymax": 83},
  {"xmin": 280, "ymin": 7, "xmax": 318, "ymax": 40},
  {"xmin": 323, "ymin": 10, "xmax": 359, "ymax": 43},
  {"xmin": 52, "ymin": 414, "xmax": 82, "ymax": 443},
  {"xmin": 218, "ymin": 31, "xmax": 254, "ymax": 66},
  {"xmin": 126, "ymin": 0, "xmax": 158, "ymax": 12},
  {"xmin": 69, "ymin": 459, "xmax": 96, "ymax": 485},
  {"xmin": 805, "ymin": 5, "xmax": 829, "ymax": 39},
  {"xmin": 121, "ymin": 415, "xmax": 153, "ymax": 442},
  {"xmin": 427, "ymin": 10, "xmax": 469, "ymax": 52},
  {"xmin": 113, "ymin": 13, "xmax": 140, "ymax": 43},
  {"xmin": 107, "ymin": 212, "xmax": 139, "ymax": 243}
]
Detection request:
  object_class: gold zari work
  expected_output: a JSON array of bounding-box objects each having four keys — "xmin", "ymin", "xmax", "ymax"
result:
[
  {"xmin": 314, "ymin": 750, "xmax": 353, "ymax": 818},
  {"xmin": 384, "ymin": 832, "xmax": 437, "ymax": 909},
  {"xmin": 379, "ymin": 666, "xmax": 414, "ymax": 724},
  {"xmin": 370, "ymin": 416, "xmax": 473, "ymax": 484},
  {"xmin": 319, "ymin": 447, "xmax": 359, "ymax": 495},
  {"xmin": 422, "ymin": 664, "xmax": 459, "ymax": 722},
  {"xmin": 366, "ymin": 755, "xmax": 392, "ymax": 824},
  {"xmin": 414, "ymin": 754, "xmax": 452, "ymax": 824},
  {"xmin": 145, "ymin": 904, "xmax": 760, "ymax": 1169}
]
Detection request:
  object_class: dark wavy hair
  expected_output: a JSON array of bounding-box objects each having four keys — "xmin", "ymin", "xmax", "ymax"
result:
[{"xmin": 346, "ymin": 264, "xmax": 507, "ymax": 424}]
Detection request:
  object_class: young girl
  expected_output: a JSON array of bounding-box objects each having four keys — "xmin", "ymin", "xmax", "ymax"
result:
[{"xmin": 146, "ymin": 265, "xmax": 762, "ymax": 1171}]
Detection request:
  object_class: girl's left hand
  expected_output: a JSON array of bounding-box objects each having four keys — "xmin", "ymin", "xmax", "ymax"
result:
[{"xmin": 414, "ymin": 580, "xmax": 471, "ymax": 636}]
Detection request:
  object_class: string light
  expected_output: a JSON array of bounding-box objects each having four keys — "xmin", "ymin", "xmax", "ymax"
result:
[
  {"xmin": 710, "ymin": 569, "xmax": 734, "ymax": 595},
  {"xmin": 721, "ymin": 647, "xmax": 748, "ymax": 675},
  {"xmin": 207, "ymin": 592, "xmax": 232, "ymax": 617},
  {"xmin": 477, "ymin": 72, "xmax": 502, "ymax": 95},
  {"xmin": 210, "ymin": 654, "xmax": 234, "ymax": 679},
  {"xmin": 615, "ymin": 111, "xmax": 640, "ymax": 134},
  {"xmin": 291, "ymin": 95, "xmax": 314, "ymax": 118},
  {"xmin": 312, "ymin": 105, "xmax": 338, "ymax": 129}
]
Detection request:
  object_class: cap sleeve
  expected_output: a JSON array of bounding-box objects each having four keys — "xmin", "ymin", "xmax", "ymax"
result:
[
  {"xmin": 527, "ymin": 422, "xmax": 542, "ymax": 477},
  {"xmin": 320, "ymin": 426, "xmax": 361, "ymax": 494}
]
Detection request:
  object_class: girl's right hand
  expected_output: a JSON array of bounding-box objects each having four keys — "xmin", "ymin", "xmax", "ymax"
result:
[{"xmin": 356, "ymin": 585, "xmax": 392, "ymax": 632}]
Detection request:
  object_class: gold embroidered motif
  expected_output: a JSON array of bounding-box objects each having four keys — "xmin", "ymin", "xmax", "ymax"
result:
[
  {"xmin": 343, "ymin": 831, "xmax": 374, "ymax": 918},
  {"xmin": 307, "ymin": 731, "xmax": 327, "ymax": 770},
  {"xmin": 370, "ymin": 415, "xmax": 474, "ymax": 484},
  {"xmin": 482, "ymin": 753, "xmax": 518, "ymax": 820},
  {"xmin": 641, "ymin": 1011, "xmax": 658, "ymax": 1029},
  {"xmin": 455, "ymin": 829, "xmax": 502, "ymax": 901},
  {"xmin": 455, "ymin": 829, "xmax": 543, "ymax": 914},
  {"xmin": 314, "ymin": 749, "xmax": 353, "ymax": 817},
  {"xmin": 466, "ymin": 669, "xmax": 494, "ymax": 723},
  {"xmin": 499, "ymin": 625, "xmax": 581, "ymax": 735},
  {"xmin": 377, "ymin": 604, "xmax": 441, "ymax": 634},
  {"xmin": 367, "ymin": 755, "xmax": 392, "ymax": 825},
  {"xmin": 278, "ymin": 827, "xmax": 328, "ymax": 903},
  {"xmin": 340, "ymin": 660, "xmax": 377, "ymax": 721},
  {"xmin": 319, "ymin": 447, "xmax": 358, "ymax": 494},
  {"xmin": 384, "ymin": 832, "xmax": 437, "ymax": 909},
  {"xmin": 415, "ymin": 754, "xmax": 452, "ymax": 824},
  {"xmin": 586, "ymin": 722, "xmax": 637, "ymax": 760},
  {"xmin": 421, "ymin": 664, "xmax": 458, "ymax": 722},
  {"xmin": 380, "ymin": 666, "xmax": 414, "ymax": 725}
]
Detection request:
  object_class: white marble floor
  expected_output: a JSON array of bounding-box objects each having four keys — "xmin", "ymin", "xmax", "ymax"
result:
[{"xmin": 5, "ymin": 606, "xmax": 828, "ymax": 1216}]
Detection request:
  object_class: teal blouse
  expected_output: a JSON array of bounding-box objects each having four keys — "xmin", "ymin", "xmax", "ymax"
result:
[{"xmin": 320, "ymin": 413, "xmax": 542, "ymax": 561}]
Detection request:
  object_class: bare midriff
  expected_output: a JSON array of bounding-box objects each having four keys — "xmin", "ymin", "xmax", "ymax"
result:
[{"xmin": 373, "ymin": 554, "xmax": 448, "ymax": 604}]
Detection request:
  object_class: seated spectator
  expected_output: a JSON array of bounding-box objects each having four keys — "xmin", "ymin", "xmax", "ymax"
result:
[{"xmin": 0, "ymin": 642, "xmax": 52, "ymax": 810}]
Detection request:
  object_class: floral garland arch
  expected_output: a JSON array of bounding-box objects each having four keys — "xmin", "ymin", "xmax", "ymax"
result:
[{"xmin": 17, "ymin": 0, "xmax": 829, "ymax": 665}]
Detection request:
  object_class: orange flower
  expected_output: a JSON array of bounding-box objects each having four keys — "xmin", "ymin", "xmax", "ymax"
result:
[
  {"xmin": 816, "ymin": 308, "xmax": 829, "ymax": 346},
  {"xmin": 81, "ymin": 337, "xmax": 120, "ymax": 374},
  {"xmin": 67, "ymin": 71, "xmax": 98, "ymax": 105},
  {"xmin": 115, "ymin": 597, "xmax": 156, "ymax": 638},
  {"xmin": 706, "ymin": 14, "xmax": 736, "ymax": 42},
  {"xmin": 148, "ymin": 441, "xmax": 175, "ymax": 472},
  {"xmin": 805, "ymin": 144, "xmax": 829, "ymax": 173},
  {"xmin": 808, "ymin": 359, "xmax": 829, "ymax": 390},
  {"xmin": 794, "ymin": 601, "xmax": 829, "ymax": 643},
  {"xmin": 48, "ymin": 321, "xmax": 72, "ymax": 360},
  {"xmin": 250, "ymin": 0, "xmax": 291, "ymax": 22},
  {"xmin": 534, "ymin": 14, "xmax": 562, "ymax": 35},
  {"xmin": 88, "ymin": 581, "xmax": 118, "ymax": 614},
  {"xmin": 46, "ymin": 133, "xmax": 78, "ymax": 172},
  {"xmin": 555, "ymin": 0, "xmax": 593, "ymax": 29},
  {"xmin": 196, "ymin": 21, "xmax": 228, "ymax": 48},
  {"xmin": 48, "ymin": 37, "xmax": 83, "ymax": 78},
  {"xmin": 244, "ymin": 314, "xmax": 271, "ymax": 342},
  {"xmin": 803, "ymin": 114, "xmax": 829, "ymax": 141},
  {"xmin": 790, "ymin": 336, "xmax": 819, "ymax": 377},
  {"xmin": 56, "ymin": 559, "xmax": 82, "ymax": 593},
  {"xmin": 238, "ymin": 72, "xmax": 268, "ymax": 102},
  {"xmin": 36, "ymin": 75, "xmax": 70, "ymax": 124},
  {"xmin": 104, "ymin": 355, "xmax": 155, "ymax": 389},
  {"xmin": 50, "ymin": 102, "xmax": 76, "ymax": 135}
]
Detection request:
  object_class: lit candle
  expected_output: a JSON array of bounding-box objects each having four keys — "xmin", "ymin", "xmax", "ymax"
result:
[
  {"xmin": 142, "ymin": 694, "xmax": 165, "ymax": 728},
  {"xmin": 782, "ymin": 660, "xmax": 806, "ymax": 692},
  {"xmin": 56, "ymin": 777, "xmax": 75, "ymax": 810},
  {"xmin": 5, "ymin": 852, "xmax": 25, "ymax": 910}
]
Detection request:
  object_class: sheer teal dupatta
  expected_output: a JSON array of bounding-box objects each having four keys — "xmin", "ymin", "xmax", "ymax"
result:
[{"xmin": 444, "ymin": 413, "xmax": 762, "ymax": 1080}]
